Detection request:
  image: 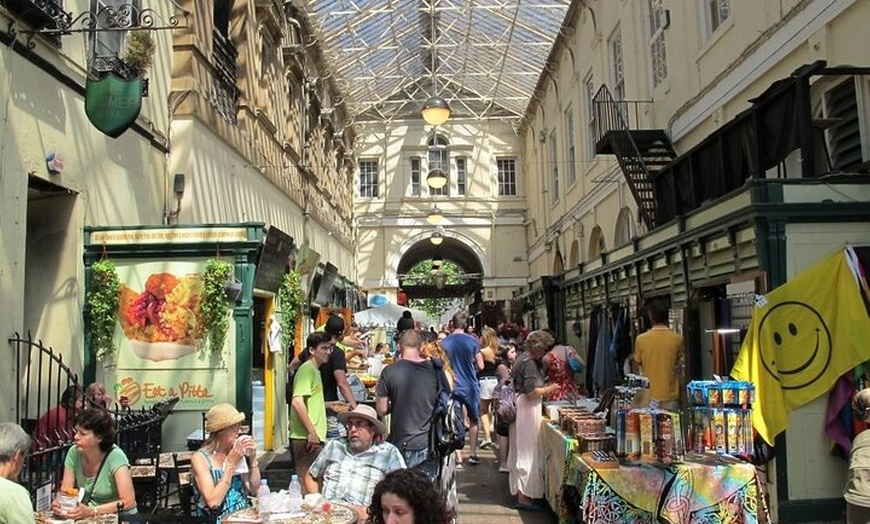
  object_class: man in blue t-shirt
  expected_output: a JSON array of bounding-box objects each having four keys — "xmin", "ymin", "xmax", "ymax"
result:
[{"xmin": 440, "ymin": 311, "xmax": 483, "ymax": 464}]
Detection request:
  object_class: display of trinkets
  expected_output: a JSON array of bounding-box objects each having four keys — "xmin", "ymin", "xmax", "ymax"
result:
[{"xmin": 686, "ymin": 380, "xmax": 755, "ymax": 459}]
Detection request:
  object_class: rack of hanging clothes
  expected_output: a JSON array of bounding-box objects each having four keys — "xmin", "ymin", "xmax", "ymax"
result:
[{"xmin": 586, "ymin": 302, "xmax": 633, "ymax": 399}]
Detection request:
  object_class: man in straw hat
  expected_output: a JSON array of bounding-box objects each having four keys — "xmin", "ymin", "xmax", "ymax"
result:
[{"xmin": 306, "ymin": 404, "xmax": 405, "ymax": 521}]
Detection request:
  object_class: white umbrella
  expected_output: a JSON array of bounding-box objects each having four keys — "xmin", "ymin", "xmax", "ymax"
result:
[{"xmin": 354, "ymin": 303, "xmax": 430, "ymax": 328}]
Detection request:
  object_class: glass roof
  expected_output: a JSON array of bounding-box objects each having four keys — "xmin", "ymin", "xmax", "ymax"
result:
[{"xmin": 304, "ymin": 0, "xmax": 571, "ymax": 124}]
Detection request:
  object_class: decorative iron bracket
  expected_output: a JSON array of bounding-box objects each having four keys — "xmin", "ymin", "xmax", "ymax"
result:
[{"xmin": 14, "ymin": 3, "xmax": 189, "ymax": 38}]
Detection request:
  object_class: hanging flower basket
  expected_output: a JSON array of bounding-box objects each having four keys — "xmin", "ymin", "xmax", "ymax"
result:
[
  {"xmin": 278, "ymin": 270, "xmax": 303, "ymax": 350},
  {"xmin": 201, "ymin": 259, "xmax": 235, "ymax": 354},
  {"xmin": 87, "ymin": 259, "xmax": 121, "ymax": 365}
]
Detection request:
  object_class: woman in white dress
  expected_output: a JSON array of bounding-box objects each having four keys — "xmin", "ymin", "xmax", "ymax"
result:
[{"xmin": 508, "ymin": 330, "xmax": 558, "ymax": 511}]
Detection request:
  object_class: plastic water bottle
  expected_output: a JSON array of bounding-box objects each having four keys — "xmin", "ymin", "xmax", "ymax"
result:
[
  {"xmin": 288, "ymin": 474, "xmax": 302, "ymax": 513},
  {"xmin": 257, "ymin": 479, "xmax": 271, "ymax": 519}
]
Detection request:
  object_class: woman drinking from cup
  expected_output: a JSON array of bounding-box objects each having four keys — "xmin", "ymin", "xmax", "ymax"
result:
[
  {"xmin": 191, "ymin": 403, "xmax": 259, "ymax": 522},
  {"xmin": 52, "ymin": 408, "xmax": 137, "ymax": 518}
]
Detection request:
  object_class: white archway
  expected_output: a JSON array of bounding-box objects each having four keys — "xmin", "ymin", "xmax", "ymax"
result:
[{"xmin": 385, "ymin": 229, "xmax": 490, "ymax": 288}]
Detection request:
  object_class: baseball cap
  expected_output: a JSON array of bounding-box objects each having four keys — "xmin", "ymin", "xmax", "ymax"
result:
[{"xmin": 324, "ymin": 315, "xmax": 345, "ymax": 336}]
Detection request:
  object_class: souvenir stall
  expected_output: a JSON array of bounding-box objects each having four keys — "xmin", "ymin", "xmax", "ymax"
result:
[{"xmin": 538, "ymin": 381, "xmax": 771, "ymax": 524}]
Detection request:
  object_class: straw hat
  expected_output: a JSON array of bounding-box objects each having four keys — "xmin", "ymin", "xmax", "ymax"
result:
[
  {"xmin": 205, "ymin": 403, "xmax": 245, "ymax": 433},
  {"xmin": 337, "ymin": 404, "xmax": 386, "ymax": 435}
]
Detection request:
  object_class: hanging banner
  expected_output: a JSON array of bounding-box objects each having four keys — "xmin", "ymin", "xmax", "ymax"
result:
[{"xmin": 732, "ymin": 246, "xmax": 870, "ymax": 444}]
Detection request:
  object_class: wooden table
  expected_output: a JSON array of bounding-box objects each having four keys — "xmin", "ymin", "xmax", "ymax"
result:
[
  {"xmin": 223, "ymin": 503, "xmax": 357, "ymax": 524},
  {"xmin": 35, "ymin": 511, "xmax": 117, "ymax": 523}
]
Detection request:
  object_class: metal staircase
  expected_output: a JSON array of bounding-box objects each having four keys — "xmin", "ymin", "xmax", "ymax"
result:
[{"xmin": 592, "ymin": 86, "xmax": 676, "ymax": 230}]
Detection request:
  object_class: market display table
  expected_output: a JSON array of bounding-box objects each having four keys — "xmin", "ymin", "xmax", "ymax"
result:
[
  {"xmin": 224, "ymin": 503, "xmax": 357, "ymax": 524},
  {"xmin": 540, "ymin": 419, "xmax": 577, "ymax": 523},
  {"xmin": 35, "ymin": 512, "xmax": 117, "ymax": 523},
  {"xmin": 572, "ymin": 452, "xmax": 770, "ymax": 524}
]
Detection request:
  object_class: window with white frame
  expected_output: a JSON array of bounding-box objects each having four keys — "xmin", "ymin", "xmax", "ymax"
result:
[
  {"xmin": 648, "ymin": 0, "xmax": 668, "ymax": 87},
  {"xmin": 585, "ymin": 74, "xmax": 597, "ymax": 159},
  {"xmin": 456, "ymin": 157, "xmax": 467, "ymax": 196},
  {"xmin": 410, "ymin": 157, "xmax": 421, "ymax": 196},
  {"xmin": 91, "ymin": 0, "xmax": 140, "ymax": 67},
  {"xmin": 565, "ymin": 106, "xmax": 576, "ymax": 187},
  {"xmin": 549, "ymin": 131, "xmax": 559, "ymax": 203},
  {"xmin": 358, "ymin": 159, "xmax": 379, "ymax": 198},
  {"xmin": 428, "ymin": 134, "xmax": 449, "ymax": 196},
  {"xmin": 704, "ymin": 0, "xmax": 731, "ymax": 36},
  {"xmin": 610, "ymin": 26, "xmax": 625, "ymax": 100},
  {"xmin": 497, "ymin": 158, "xmax": 517, "ymax": 196}
]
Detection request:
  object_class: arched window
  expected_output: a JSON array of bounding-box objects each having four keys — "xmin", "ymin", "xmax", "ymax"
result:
[
  {"xmin": 428, "ymin": 134, "xmax": 449, "ymax": 196},
  {"xmin": 588, "ymin": 226, "xmax": 606, "ymax": 261},
  {"xmin": 569, "ymin": 239, "xmax": 580, "ymax": 267},
  {"xmin": 614, "ymin": 207, "xmax": 635, "ymax": 247}
]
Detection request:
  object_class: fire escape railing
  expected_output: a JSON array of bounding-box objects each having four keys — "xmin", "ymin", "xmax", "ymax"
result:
[{"xmin": 593, "ymin": 85, "xmax": 659, "ymax": 230}]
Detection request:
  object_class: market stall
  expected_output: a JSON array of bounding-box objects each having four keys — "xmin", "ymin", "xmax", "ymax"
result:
[{"xmin": 569, "ymin": 452, "xmax": 770, "ymax": 524}]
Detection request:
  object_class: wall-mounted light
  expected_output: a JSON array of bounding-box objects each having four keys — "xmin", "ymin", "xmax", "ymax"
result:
[
  {"xmin": 164, "ymin": 173, "xmax": 186, "ymax": 225},
  {"xmin": 427, "ymin": 168, "xmax": 448, "ymax": 189},
  {"xmin": 705, "ymin": 328, "xmax": 741, "ymax": 334},
  {"xmin": 427, "ymin": 206, "xmax": 444, "ymax": 225}
]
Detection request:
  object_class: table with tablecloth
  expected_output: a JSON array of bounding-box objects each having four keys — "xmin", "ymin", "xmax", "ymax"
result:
[
  {"xmin": 569, "ymin": 452, "xmax": 770, "ymax": 524},
  {"xmin": 539, "ymin": 419, "xmax": 577, "ymax": 523}
]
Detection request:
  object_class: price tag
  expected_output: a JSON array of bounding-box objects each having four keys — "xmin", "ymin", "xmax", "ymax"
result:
[{"xmin": 754, "ymin": 293, "xmax": 768, "ymax": 308}]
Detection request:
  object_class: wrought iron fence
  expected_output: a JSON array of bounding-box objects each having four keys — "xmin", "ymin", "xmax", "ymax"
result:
[{"xmin": 10, "ymin": 332, "xmax": 178, "ymax": 505}]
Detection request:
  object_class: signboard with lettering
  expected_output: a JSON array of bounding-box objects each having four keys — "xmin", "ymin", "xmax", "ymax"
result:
[{"xmin": 106, "ymin": 259, "xmax": 232, "ymax": 410}]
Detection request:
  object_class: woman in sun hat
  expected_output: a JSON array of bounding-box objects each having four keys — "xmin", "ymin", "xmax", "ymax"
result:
[{"xmin": 190, "ymin": 403, "xmax": 260, "ymax": 522}]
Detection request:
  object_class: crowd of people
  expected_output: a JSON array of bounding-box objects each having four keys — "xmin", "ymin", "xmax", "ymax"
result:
[{"xmin": 1, "ymin": 307, "xmax": 585, "ymax": 524}]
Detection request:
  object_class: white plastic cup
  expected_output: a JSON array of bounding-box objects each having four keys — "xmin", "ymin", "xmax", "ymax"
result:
[{"xmin": 57, "ymin": 493, "xmax": 78, "ymax": 515}]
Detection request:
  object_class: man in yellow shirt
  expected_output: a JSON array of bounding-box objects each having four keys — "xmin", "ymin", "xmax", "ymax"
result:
[{"xmin": 632, "ymin": 299, "xmax": 683, "ymax": 411}]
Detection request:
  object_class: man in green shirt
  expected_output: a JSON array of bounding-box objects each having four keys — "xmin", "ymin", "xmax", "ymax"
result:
[
  {"xmin": 290, "ymin": 331, "xmax": 333, "ymax": 493},
  {"xmin": 0, "ymin": 423, "xmax": 35, "ymax": 524}
]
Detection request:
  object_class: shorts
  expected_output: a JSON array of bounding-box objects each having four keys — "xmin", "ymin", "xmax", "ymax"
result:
[
  {"xmin": 479, "ymin": 376, "xmax": 499, "ymax": 400},
  {"xmin": 290, "ymin": 439, "xmax": 323, "ymax": 479},
  {"xmin": 453, "ymin": 388, "xmax": 481, "ymax": 422}
]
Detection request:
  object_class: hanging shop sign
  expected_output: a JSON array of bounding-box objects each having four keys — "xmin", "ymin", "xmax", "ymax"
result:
[{"xmin": 85, "ymin": 73, "xmax": 143, "ymax": 138}]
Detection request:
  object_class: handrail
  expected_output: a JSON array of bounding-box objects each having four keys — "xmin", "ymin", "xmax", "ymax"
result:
[{"xmin": 591, "ymin": 85, "xmax": 658, "ymax": 229}]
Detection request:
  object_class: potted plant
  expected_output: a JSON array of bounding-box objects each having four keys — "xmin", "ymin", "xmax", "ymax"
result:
[
  {"xmin": 201, "ymin": 259, "xmax": 235, "ymax": 354},
  {"xmin": 278, "ymin": 270, "xmax": 304, "ymax": 350},
  {"xmin": 86, "ymin": 259, "xmax": 121, "ymax": 364},
  {"xmin": 120, "ymin": 30, "xmax": 155, "ymax": 75}
]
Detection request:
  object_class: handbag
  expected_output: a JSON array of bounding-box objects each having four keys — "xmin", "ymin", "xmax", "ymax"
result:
[{"xmin": 563, "ymin": 345, "xmax": 584, "ymax": 373}]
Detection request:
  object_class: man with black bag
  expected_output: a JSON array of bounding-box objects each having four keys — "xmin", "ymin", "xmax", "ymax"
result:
[{"xmin": 376, "ymin": 329, "xmax": 458, "ymax": 519}]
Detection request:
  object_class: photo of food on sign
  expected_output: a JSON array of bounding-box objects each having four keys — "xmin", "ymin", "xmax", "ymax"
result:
[{"xmin": 118, "ymin": 271, "xmax": 204, "ymax": 361}]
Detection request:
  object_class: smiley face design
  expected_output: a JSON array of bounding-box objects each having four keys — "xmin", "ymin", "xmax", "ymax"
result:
[{"xmin": 756, "ymin": 301, "xmax": 832, "ymax": 390}]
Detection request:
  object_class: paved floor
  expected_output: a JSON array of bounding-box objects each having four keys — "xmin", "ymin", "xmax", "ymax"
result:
[
  {"xmin": 259, "ymin": 441, "xmax": 557, "ymax": 524},
  {"xmin": 454, "ymin": 443, "xmax": 557, "ymax": 524}
]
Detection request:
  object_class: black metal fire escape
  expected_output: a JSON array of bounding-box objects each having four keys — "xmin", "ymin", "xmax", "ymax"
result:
[{"xmin": 593, "ymin": 86, "xmax": 676, "ymax": 230}]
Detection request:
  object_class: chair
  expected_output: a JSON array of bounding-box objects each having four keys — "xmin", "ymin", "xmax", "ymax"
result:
[{"xmin": 167, "ymin": 452, "xmax": 196, "ymax": 516}]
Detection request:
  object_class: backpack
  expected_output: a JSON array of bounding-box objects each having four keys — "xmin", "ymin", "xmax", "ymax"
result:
[
  {"xmin": 429, "ymin": 359, "xmax": 466, "ymax": 456},
  {"xmin": 495, "ymin": 378, "xmax": 517, "ymax": 424}
]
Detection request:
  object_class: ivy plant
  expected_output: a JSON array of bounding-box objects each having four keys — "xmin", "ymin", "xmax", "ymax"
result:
[
  {"xmin": 278, "ymin": 270, "xmax": 304, "ymax": 350},
  {"xmin": 201, "ymin": 259, "xmax": 235, "ymax": 354},
  {"xmin": 87, "ymin": 259, "xmax": 121, "ymax": 364}
]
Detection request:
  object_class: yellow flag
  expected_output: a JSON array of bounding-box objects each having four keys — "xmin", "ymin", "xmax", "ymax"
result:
[{"xmin": 732, "ymin": 247, "xmax": 870, "ymax": 445}]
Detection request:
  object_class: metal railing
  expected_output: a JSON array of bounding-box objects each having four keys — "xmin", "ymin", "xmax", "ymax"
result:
[
  {"xmin": 211, "ymin": 29, "xmax": 241, "ymax": 124},
  {"xmin": 10, "ymin": 332, "xmax": 178, "ymax": 505},
  {"xmin": 591, "ymin": 86, "xmax": 658, "ymax": 229}
]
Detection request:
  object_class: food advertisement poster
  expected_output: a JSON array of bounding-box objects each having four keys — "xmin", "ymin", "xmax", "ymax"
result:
[{"xmin": 105, "ymin": 260, "xmax": 233, "ymax": 411}]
